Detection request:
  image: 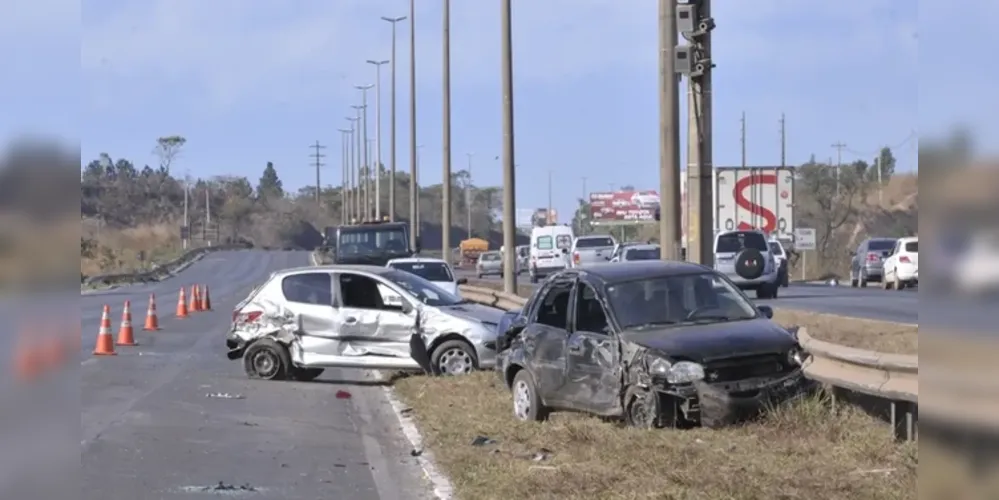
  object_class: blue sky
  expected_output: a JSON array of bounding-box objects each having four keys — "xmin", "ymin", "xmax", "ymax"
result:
[{"xmin": 11, "ymin": 0, "xmax": 991, "ymax": 221}]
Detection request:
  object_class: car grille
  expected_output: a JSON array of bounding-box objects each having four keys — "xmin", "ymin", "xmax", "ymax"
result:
[{"xmin": 703, "ymin": 354, "xmax": 789, "ymax": 383}]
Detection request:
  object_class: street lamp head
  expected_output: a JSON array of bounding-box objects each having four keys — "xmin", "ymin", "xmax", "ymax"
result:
[
  {"xmin": 381, "ymin": 15, "xmax": 407, "ymax": 22},
  {"xmin": 351, "ymin": 104, "xmax": 365, "ymax": 110},
  {"xmin": 366, "ymin": 59, "xmax": 390, "ymax": 65},
  {"xmin": 355, "ymin": 84, "xmax": 374, "ymax": 90}
]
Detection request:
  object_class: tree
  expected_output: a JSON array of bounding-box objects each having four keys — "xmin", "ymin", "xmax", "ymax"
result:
[
  {"xmin": 153, "ymin": 136, "xmax": 187, "ymax": 174},
  {"xmin": 257, "ymin": 162, "xmax": 284, "ymax": 200},
  {"xmin": 869, "ymin": 147, "xmax": 896, "ymax": 185}
]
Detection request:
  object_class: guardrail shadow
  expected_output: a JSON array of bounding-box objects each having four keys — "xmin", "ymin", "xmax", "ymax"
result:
[{"xmin": 826, "ymin": 385, "xmax": 918, "ymax": 441}]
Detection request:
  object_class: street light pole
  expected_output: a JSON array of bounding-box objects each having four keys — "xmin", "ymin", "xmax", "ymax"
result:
[
  {"xmin": 355, "ymin": 84, "xmax": 374, "ymax": 220},
  {"xmin": 349, "ymin": 108, "xmax": 363, "ymax": 220},
  {"xmin": 659, "ymin": 0, "xmax": 682, "ymax": 260},
  {"xmin": 441, "ymin": 0, "xmax": 453, "ymax": 259},
  {"xmin": 367, "ymin": 60, "xmax": 389, "ymax": 219},
  {"xmin": 408, "ymin": 0, "xmax": 419, "ymax": 248},
  {"xmin": 381, "ymin": 15, "xmax": 407, "ymax": 222},
  {"xmin": 500, "ymin": 0, "xmax": 517, "ymax": 293},
  {"xmin": 466, "ymin": 152, "xmax": 473, "ymax": 239},
  {"xmin": 337, "ymin": 128, "xmax": 351, "ymax": 224}
]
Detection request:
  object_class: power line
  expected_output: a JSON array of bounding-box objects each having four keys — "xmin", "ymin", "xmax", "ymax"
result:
[{"xmin": 310, "ymin": 141, "xmax": 326, "ymax": 207}]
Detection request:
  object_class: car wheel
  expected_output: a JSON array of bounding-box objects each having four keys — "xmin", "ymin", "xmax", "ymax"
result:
[
  {"xmin": 243, "ymin": 338, "xmax": 291, "ymax": 381},
  {"xmin": 859, "ymin": 270, "xmax": 868, "ymax": 288},
  {"xmin": 894, "ymin": 273, "xmax": 905, "ymax": 291},
  {"xmin": 624, "ymin": 385, "xmax": 663, "ymax": 429},
  {"xmin": 770, "ymin": 283, "xmax": 779, "ymax": 299},
  {"xmin": 755, "ymin": 286, "xmax": 771, "ymax": 299},
  {"xmin": 430, "ymin": 339, "xmax": 478, "ymax": 376},
  {"xmin": 511, "ymin": 370, "xmax": 549, "ymax": 422},
  {"xmin": 292, "ymin": 367, "xmax": 325, "ymax": 382}
]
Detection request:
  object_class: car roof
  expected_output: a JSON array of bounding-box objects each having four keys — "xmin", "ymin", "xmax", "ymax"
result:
[
  {"xmin": 387, "ymin": 257, "xmax": 447, "ymax": 265},
  {"xmin": 717, "ymin": 229, "xmax": 766, "ymax": 236},
  {"xmin": 573, "ymin": 260, "xmax": 709, "ymax": 283},
  {"xmin": 624, "ymin": 244, "xmax": 659, "ymax": 251},
  {"xmin": 898, "ymin": 236, "xmax": 918, "ymax": 242},
  {"xmin": 576, "ymin": 234, "xmax": 613, "ymax": 239},
  {"xmin": 866, "ymin": 237, "xmax": 897, "ymax": 242},
  {"xmin": 271, "ymin": 264, "xmax": 394, "ymax": 278}
]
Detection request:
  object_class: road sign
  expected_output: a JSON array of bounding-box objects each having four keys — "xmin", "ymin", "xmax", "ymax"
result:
[
  {"xmin": 588, "ymin": 190, "xmax": 661, "ymax": 226},
  {"xmin": 794, "ymin": 228, "xmax": 816, "ymax": 251}
]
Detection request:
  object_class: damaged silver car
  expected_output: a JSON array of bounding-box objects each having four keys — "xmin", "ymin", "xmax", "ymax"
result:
[
  {"xmin": 226, "ymin": 265, "xmax": 504, "ymax": 380},
  {"xmin": 497, "ymin": 261, "xmax": 812, "ymax": 428}
]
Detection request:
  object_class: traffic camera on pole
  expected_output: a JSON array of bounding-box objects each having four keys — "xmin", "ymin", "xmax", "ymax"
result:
[{"xmin": 674, "ymin": 0, "xmax": 715, "ymax": 80}]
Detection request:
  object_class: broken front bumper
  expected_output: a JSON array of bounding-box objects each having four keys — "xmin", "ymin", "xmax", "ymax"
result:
[{"xmin": 662, "ymin": 369, "xmax": 814, "ymax": 426}]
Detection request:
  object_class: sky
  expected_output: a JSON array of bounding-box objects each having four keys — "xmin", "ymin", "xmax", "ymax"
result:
[{"xmin": 9, "ymin": 0, "xmax": 994, "ymax": 222}]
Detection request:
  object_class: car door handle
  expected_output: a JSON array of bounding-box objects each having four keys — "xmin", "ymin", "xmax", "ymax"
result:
[
  {"xmin": 344, "ymin": 317, "xmax": 357, "ymax": 324},
  {"xmin": 567, "ymin": 344, "xmax": 583, "ymax": 354}
]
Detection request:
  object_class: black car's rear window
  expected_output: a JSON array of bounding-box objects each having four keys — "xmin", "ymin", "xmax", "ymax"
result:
[
  {"xmin": 715, "ymin": 232, "xmax": 768, "ymax": 253},
  {"xmin": 868, "ymin": 239, "xmax": 896, "ymax": 250},
  {"xmin": 575, "ymin": 237, "xmax": 615, "ymax": 248}
]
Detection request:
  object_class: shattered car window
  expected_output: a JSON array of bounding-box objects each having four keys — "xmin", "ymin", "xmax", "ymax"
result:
[
  {"xmin": 574, "ymin": 283, "xmax": 610, "ymax": 333},
  {"xmin": 536, "ymin": 282, "xmax": 572, "ymax": 329},
  {"xmin": 607, "ymin": 272, "xmax": 757, "ymax": 329},
  {"xmin": 282, "ymin": 273, "xmax": 333, "ymax": 305},
  {"xmin": 389, "ymin": 262, "xmax": 454, "ymax": 282},
  {"xmin": 382, "ymin": 269, "xmax": 463, "ymax": 307}
]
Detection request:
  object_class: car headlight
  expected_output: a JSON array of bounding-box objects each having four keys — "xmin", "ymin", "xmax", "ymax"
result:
[
  {"xmin": 648, "ymin": 358, "xmax": 705, "ymax": 384},
  {"xmin": 786, "ymin": 346, "xmax": 805, "ymax": 366}
]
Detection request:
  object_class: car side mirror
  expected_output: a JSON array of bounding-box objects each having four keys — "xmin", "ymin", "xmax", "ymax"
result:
[
  {"xmin": 456, "ymin": 277, "xmax": 468, "ymax": 285},
  {"xmin": 757, "ymin": 305, "xmax": 774, "ymax": 319},
  {"xmin": 507, "ymin": 316, "xmax": 528, "ymax": 336}
]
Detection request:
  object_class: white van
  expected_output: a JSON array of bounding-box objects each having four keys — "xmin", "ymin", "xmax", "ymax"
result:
[{"xmin": 529, "ymin": 225, "xmax": 574, "ymax": 283}]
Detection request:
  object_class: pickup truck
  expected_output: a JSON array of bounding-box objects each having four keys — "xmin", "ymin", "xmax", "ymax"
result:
[{"xmin": 570, "ymin": 235, "xmax": 617, "ymax": 267}]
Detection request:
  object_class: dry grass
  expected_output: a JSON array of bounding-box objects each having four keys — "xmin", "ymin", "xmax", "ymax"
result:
[
  {"xmin": 392, "ymin": 372, "xmax": 916, "ymax": 500},
  {"xmin": 772, "ymin": 310, "xmax": 918, "ymax": 355},
  {"xmin": 81, "ymin": 221, "xmax": 185, "ymax": 276}
]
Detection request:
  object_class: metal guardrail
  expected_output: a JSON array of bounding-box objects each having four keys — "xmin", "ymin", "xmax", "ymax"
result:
[
  {"xmin": 82, "ymin": 243, "xmax": 252, "ymax": 288},
  {"xmin": 458, "ymin": 280, "xmax": 921, "ymax": 442}
]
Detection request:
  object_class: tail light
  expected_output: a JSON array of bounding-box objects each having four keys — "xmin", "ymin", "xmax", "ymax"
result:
[
  {"xmin": 866, "ymin": 252, "xmax": 880, "ymax": 262},
  {"xmin": 233, "ymin": 310, "xmax": 262, "ymax": 324},
  {"xmin": 899, "ymin": 255, "xmax": 911, "ymax": 263},
  {"xmin": 573, "ymin": 252, "xmax": 580, "ymax": 264}
]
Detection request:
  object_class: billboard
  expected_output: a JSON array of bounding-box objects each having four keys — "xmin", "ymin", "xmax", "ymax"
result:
[
  {"xmin": 588, "ymin": 190, "xmax": 661, "ymax": 225},
  {"xmin": 714, "ymin": 167, "xmax": 795, "ymax": 239}
]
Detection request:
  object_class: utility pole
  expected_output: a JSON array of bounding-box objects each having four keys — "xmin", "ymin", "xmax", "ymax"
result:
[
  {"xmin": 740, "ymin": 111, "xmax": 747, "ymax": 168},
  {"xmin": 779, "ymin": 113, "xmax": 786, "ymax": 167},
  {"xmin": 408, "ymin": 0, "xmax": 419, "ymax": 248},
  {"xmin": 677, "ymin": 0, "xmax": 716, "ymax": 265},
  {"xmin": 547, "ymin": 170, "xmax": 553, "ymax": 224},
  {"xmin": 338, "ymin": 128, "xmax": 351, "ymax": 224},
  {"xmin": 441, "ymin": 0, "xmax": 453, "ymax": 257},
  {"xmin": 183, "ymin": 172, "xmax": 189, "ymax": 249},
  {"xmin": 368, "ymin": 60, "xmax": 389, "ymax": 219},
  {"xmin": 381, "ymin": 15, "xmax": 407, "ymax": 222},
  {"xmin": 349, "ymin": 112, "xmax": 362, "ymax": 220},
  {"xmin": 500, "ymin": 0, "xmax": 517, "ymax": 293},
  {"xmin": 205, "ymin": 186, "xmax": 211, "ymax": 246},
  {"xmin": 659, "ymin": 0, "xmax": 682, "ymax": 260},
  {"xmin": 310, "ymin": 140, "xmax": 326, "ymax": 209},
  {"xmin": 831, "ymin": 142, "xmax": 846, "ymax": 197},
  {"xmin": 356, "ymin": 84, "xmax": 373, "ymax": 219},
  {"xmin": 466, "ymin": 152, "xmax": 473, "ymax": 239}
]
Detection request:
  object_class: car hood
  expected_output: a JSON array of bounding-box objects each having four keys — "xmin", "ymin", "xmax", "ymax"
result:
[
  {"xmin": 437, "ymin": 302, "xmax": 504, "ymax": 325},
  {"xmin": 432, "ymin": 281, "xmax": 459, "ymax": 295},
  {"xmin": 619, "ymin": 318, "xmax": 797, "ymax": 361}
]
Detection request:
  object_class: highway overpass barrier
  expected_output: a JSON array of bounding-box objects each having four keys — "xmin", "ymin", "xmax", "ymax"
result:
[
  {"xmin": 458, "ymin": 280, "xmax": 922, "ymax": 443},
  {"xmin": 82, "ymin": 242, "xmax": 252, "ymax": 289}
]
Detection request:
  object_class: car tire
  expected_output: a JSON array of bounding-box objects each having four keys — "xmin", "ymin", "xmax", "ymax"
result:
[
  {"xmin": 511, "ymin": 370, "xmax": 549, "ymax": 422},
  {"xmin": 243, "ymin": 338, "xmax": 291, "ymax": 381},
  {"xmin": 859, "ymin": 270, "xmax": 868, "ymax": 288},
  {"xmin": 292, "ymin": 367, "xmax": 325, "ymax": 382},
  {"xmin": 430, "ymin": 339, "xmax": 478, "ymax": 376},
  {"xmin": 850, "ymin": 273, "xmax": 858, "ymax": 287},
  {"xmin": 624, "ymin": 385, "xmax": 666, "ymax": 429},
  {"xmin": 894, "ymin": 273, "xmax": 905, "ymax": 291},
  {"xmin": 755, "ymin": 286, "xmax": 771, "ymax": 299}
]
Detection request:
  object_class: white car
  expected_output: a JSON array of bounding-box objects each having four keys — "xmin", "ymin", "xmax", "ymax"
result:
[
  {"xmin": 226, "ymin": 265, "xmax": 501, "ymax": 379},
  {"xmin": 630, "ymin": 192, "xmax": 660, "ymax": 208},
  {"xmin": 953, "ymin": 231, "xmax": 999, "ymax": 294},
  {"xmin": 882, "ymin": 236, "xmax": 918, "ymax": 290},
  {"xmin": 386, "ymin": 256, "xmax": 466, "ymax": 296}
]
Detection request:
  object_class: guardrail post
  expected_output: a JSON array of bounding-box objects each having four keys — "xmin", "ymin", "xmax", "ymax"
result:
[{"xmin": 891, "ymin": 400, "xmax": 917, "ymax": 442}]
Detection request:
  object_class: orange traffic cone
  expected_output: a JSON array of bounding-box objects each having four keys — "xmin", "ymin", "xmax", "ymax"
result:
[
  {"xmin": 176, "ymin": 288, "xmax": 188, "ymax": 318},
  {"xmin": 116, "ymin": 300, "xmax": 137, "ymax": 346},
  {"xmin": 93, "ymin": 305, "xmax": 117, "ymax": 355},
  {"xmin": 143, "ymin": 294, "xmax": 160, "ymax": 331},
  {"xmin": 200, "ymin": 285, "xmax": 212, "ymax": 311},
  {"xmin": 40, "ymin": 326, "xmax": 69, "ymax": 372},
  {"xmin": 189, "ymin": 285, "xmax": 200, "ymax": 312},
  {"xmin": 13, "ymin": 325, "xmax": 42, "ymax": 381}
]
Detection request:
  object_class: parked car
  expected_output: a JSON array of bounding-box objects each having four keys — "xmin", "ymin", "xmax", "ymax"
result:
[
  {"xmin": 713, "ymin": 229, "xmax": 781, "ymax": 299},
  {"xmin": 226, "ymin": 265, "xmax": 503, "ymax": 379},
  {"xmin": 387, "ymin": 256, "xmax": 467, "ymax": 296},
  {"xmin": 610, "ymin": 244, "xmax": 661, "ymax": 262},
  {"xmin": 849, "ymin": 237, "xmax": 897, "ymax": 287},
  {"xmin": 570, "ymin": 235, "xmax": 617, "ymax": 267},
  {"xmin": 495, "ymin": 261, "xmax": 810, "ymax": 428},
  {"xmin": 767, "ymin": 239, "xmax": 790, "ymax": 288},
  {"xmin": 476, "ymin": 251, "xmax": 504, "ymax": 278},
  {"xmin": 882, "ymin": 236, "xmax": 918, "ymax": 290}
]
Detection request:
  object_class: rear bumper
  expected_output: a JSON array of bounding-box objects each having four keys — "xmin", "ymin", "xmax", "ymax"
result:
[
  {"xmin": 896, "ymin": 264, "xmax": 918, "ymax": 281},
  {"xmin": 729, "ymin": 271, "xmax": 779, "ymax": 288}
]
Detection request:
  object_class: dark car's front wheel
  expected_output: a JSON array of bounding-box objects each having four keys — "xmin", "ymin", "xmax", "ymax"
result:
[
  {"xmin": 625, "ymin": 385, "xmax": 666, "ymax": 429},
  {"xmin": 512, "ymin": 370, "xmax": 549, "ymax": 422},
  {"xmin": 243, "ymin": 338, "xmax": 291, "ymax": 381}
]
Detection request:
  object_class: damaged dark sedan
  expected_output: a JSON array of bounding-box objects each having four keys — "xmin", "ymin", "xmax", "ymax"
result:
[{"xmin": 497, "ymin": 261, "xmax": 811, "ymax": 428}]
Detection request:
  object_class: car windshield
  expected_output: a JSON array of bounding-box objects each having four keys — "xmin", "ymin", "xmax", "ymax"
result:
[
  {"xmin": 389, "ymin": 261, "xmax": 453, "ymax": 282},
  {"xmin": 868, "ymin": 239, "xmax": 896, "ymax": 251},
  {"xmin": 481, "ymin": 252, "xmax": 500, "ymax": 261},
  {"xmin": 382, "ymin": 269, "xmax": 463, "ymax": 307},
  {"xmin": 715, "ymin": 231, "xmax": 769, "ymax": 253},
  {"xmin": 338, "ymin": 226, "xmax": 410, "ymax": 254},
  {"xmin": 576, "ymin": 237, "xmax": 615, "ymax": 248},
  {"xmin": 625, "ymin": 247, "xmax": 660, "ymax": 260},
  {"xmin": 768, "ymin": 242, "xmax": 784, "ymax": 255},
  {"xmin": 606, "ymin": 272, "xmax": 758, "ymax": 329}
]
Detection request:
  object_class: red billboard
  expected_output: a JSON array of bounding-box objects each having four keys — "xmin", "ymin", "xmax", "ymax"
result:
[{"xmin": 589, "ymin": 190, "xmax": 662, "ymax": 224}]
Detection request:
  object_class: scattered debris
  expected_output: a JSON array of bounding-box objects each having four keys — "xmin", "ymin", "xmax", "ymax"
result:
[
  {"xmin": 177, "ymin": 482, "xmax": 263, "ymax": 495},
  {"xmin": 240, "ymin": 421, "xmax": 258, "ymax": 427},
  {"xmin": 335, "ymin": 390, "xmax": 352, "ymax": 399},
  {"xmin": 531, "ymin": 448, "xmax": 553, "ymax": 462},
  {"xmin": 203, "ymin": 482, "xmax": 256, "ymax": 492},
  {"xmin": 206, "ymin": 392, "xmax": 245, "ymax": 399},
  {"xmin": 470, "ymin": 435, "xmax": 497, "ymax": 447},
  {"xmin": 399, "ymin": 406, "xmax": 413, "ymax": 415},
  {"xmin": 410, "ymin": 448, "xmax": 423, "ymax": 457},
  {"xmin": 851, "ymin": 468, "xmax": 896, "ymax": 476}
]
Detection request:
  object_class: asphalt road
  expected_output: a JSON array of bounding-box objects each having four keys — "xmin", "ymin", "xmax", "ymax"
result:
[
  {"xmin": 79, "ymin": 250, "xmax": 432, "ymax": 500},
  {"xmin": 459, "ymin": 270, "xmax": 918, "ymax": 324}
]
